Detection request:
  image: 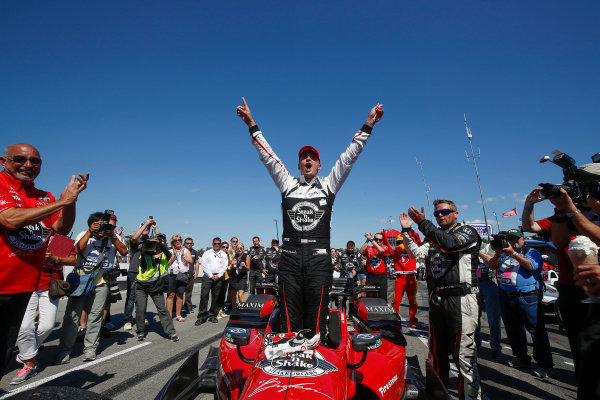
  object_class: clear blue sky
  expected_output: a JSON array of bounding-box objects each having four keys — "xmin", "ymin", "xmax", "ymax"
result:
[{"xmin": 2, "ymin": 1, "xmax": 599, "ymax": 247}]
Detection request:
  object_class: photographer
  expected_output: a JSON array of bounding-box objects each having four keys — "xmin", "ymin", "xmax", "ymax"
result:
[
  {"xmin": 56, "ymin": 211, "xmax": 127, "ymax": 364},
  {"xmin": 487, "ymin": 229, "xmax": 553, "ymax": 378},
  {"xmin": 123, "ymin": 217, "xmax": 159, "ymax": 331},
  {"xmin": 544, "ymin": 165, "xmax": 600, "ymax": 399},
  {"xmin": 135, "ymin": 236, "xmax": 179, "ymax": 342}
]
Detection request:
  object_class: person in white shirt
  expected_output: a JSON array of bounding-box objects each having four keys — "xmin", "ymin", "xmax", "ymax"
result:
[
  {"xmin": 195, "ymin": 237, "xmax": 228, "ymax": 325},
  {"xmin": 167, "ymin": 234, "xmax": 193, "ymax": 322}
]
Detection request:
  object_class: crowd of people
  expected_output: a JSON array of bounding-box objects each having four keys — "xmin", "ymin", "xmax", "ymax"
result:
[{"xmin": 1, "ymin": 97, "xmax": 599, "ymax": 400}]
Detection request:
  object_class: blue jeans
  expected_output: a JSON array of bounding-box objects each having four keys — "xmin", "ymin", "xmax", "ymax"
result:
[
  {"xmin": 476, "ymin": 279, "xmax": 502, "ymax": 352},
  {"xmin": 499, "ymin": 289, "xmax": 553, "ymax": 369},
  {"xmin": 123, "ymin": 271, "xmax": 138, "ymax": 323}
]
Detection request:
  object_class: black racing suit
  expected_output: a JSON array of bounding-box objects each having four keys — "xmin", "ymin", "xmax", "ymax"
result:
[
  {"xmin": 404, "ymin": 221, "xmax": 482, "ymax": 400},
  {"xmin": 338, "ymin": 250, "xmax": 361, "ymax": 279},
  {"xmin": 249, "ymin": 124, "xmax": 373, "ymax": 339},
  {"xmin": 247, "ymin": 245, "xmax": 265, "ymax": 294},
  {"xmin": 263, "ymin": 246, "xmax": 281, "ymax": 283}
]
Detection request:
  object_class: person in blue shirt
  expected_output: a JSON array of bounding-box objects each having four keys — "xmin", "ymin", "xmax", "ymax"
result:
[{"xmin": 488, "ymin": 228, "xmax": 554, "ymax": 378}]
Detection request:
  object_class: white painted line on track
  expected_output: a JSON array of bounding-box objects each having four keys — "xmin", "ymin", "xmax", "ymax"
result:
[
  {"xmin": 564, "ymin": 361, "xmax": 574, "ymax": 366},
  {"xmin": 0, "ymin": 341, "xmax": 152, "ymax": 399}
]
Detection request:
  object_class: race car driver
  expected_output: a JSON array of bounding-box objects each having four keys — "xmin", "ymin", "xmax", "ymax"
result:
[
  {"xmin": 400, "ymin": 201, "xmax": 482, "ymax": 400},
  {"xmin": 236, "ymin": 97, "xmax": 383, "ymax": 355}
]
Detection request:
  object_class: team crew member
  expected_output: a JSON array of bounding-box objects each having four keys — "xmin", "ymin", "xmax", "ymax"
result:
[
  {"xmin": 385, "ymin": 231, "xmax": 420, "ymax": 328},
  {"xmin": 0, "ymin": 143, "xmax": 88, "ymax": 379},
  {"xmin": 360, "ymin": 232, "xmax": 390, "ymax": 300},
  {"xmin": 401, "ymin": 201, "xmax": 482, "ymax": 400},
  {"xmin": 236, "ymin": 97, "xmax": 383, "ymax": 345},
  {"xmin": 246, "ymin": 236, "xmax": 266, "ymax": 294},
  {"xmin": 338, "ymin": 241, "xmax": 362, "ymax": 279},
  {"xmin": 263, "ymin": 238, "xmax": 281, "ymax": 283}
]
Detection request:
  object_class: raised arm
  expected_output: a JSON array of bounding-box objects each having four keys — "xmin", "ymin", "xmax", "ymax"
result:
[
  {"xmin": 327, "ymin": 104, "xmax": 384, "ymax": 194},
  {"xmin": 237, "ymin": 97, "xmax": 295, "ymax": 193},
  {"xmin": 522, "ymin": 188, "xmax": 545, "ymax": 233},
  {"xmin": 400, "ymin": 212, "xmax": 429, "ymax": 259}
]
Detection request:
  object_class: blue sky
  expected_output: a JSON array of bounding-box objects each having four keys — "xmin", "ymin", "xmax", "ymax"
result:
[{"xmin": 2, "ymin": 1, "xmax": 599, "ymax": 247}]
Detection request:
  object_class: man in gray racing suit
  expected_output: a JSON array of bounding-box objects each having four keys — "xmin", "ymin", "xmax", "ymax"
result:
[
  {"xmin": 236, "ymin": 97, "xmax": 383, "ymax": 343},
  {"xmin": 401, "ymin": 200, "xmax": 482, "ymax": 400}
]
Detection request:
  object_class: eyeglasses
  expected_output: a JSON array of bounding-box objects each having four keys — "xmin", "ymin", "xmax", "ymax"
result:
[
  {"xmin": 5, "ymin": 156, "xmax": 42, "ymax": 165},
  {"xmin": 434, "ymin": 209, "xmax": 456, "ymax": 217}
]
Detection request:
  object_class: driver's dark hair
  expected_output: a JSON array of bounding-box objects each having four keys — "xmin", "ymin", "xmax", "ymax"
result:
[
  {"xmin": 433, "ymin": 199, "xmax": 457, "ymax": 211},
  {"xmin": 347, "ymin": 240, "xmax": 355, "ymax": 247},
  {"xmin": 87, "ymin": 212, "xmax": 104, "ymax": 227},
  {"xmin": 253, "ymin": 236, "xmax": 260, "ymax": 241}
]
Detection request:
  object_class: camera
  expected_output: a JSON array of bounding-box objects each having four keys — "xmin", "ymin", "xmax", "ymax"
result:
[
  {"xmin": 490, "ymin": 232, "xmax": 509, "ymax": 252},
  {"xmin": 97, "ymin": 209, "xmax": 116, "ymax": 234},
  {"xmin": 539, "ymin": 151, "xmax": 600, "ymax": 205},
  {"xmin": 141, "ymin": 239, "xmax": 159, "ymax": 255}
]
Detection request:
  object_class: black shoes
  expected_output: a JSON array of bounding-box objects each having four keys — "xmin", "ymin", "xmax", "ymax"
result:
[
  {"xmin": 209, "ymin": 317, "xmax": 218, "ymax": 323},
  {"xmin": 195, "ymin": 318, "xmax": 206, "ymax": 326}
]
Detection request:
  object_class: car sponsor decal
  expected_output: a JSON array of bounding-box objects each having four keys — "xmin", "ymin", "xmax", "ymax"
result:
[
  {"xmin": 7, "ymin": 222, "xmax": 52, "ymax": 251},
  {"xmin": 365, "ymin": 305, "xmax": 396, "ymax": 314},
  {"xmin": 378, "ymin": 374, "xmax": 398, "ymax": 396},
  {"xmin": 287, "ymin": 201, "xmax": 324, "ymax": 231},
  {"xmin": 258, "ymin": 350, "xmax": 338, "ymax": 378},
  {"xmin": 248, "ymin": 378, "xmax": 334, "ymax": 399}
]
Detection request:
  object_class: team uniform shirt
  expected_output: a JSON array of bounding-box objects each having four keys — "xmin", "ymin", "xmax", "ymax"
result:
[
  {"xmin": 386, "ymin": 231, "xmax": 420, "ymax": 275},
  {"xmin": 37, "ymin": 247, "xmax": 76, "ymax": 291},
  {"xmin": 264, "ymin": 246, "xmax": 281, "ymax": 275},
  {"xmin": 337, "ymin": 250, "xmax": 362, "ymax": 277},
  {"xmin": 187, "ymin": 248, "xmax": 198, "ymax": 277},
  {"xmin": 0, "ymin": 171, "xmax": 59, "ymax": 294},
  {"xmin": 497, "ymin": 248, "xmax": 542, "ymax": 293},
  {"xmin": 247, "ymin": 245, "xmax": 266, "ymax": 273},
  {"xmin": 365, "ymin": 245, "xmax": 389, "ymax": 274}
]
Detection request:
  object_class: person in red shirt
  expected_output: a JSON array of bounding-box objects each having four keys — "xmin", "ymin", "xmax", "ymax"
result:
[
  {"xmin": 360, "ymin": 231, "xmax": 390, "ymax": 300},
  {"xmin": 0, "ymin": 143, "xmax": 88, "ymax": 379},
  {"xmin": 385, "ymin": 232, "xmax": 420, "ymax": 328}
]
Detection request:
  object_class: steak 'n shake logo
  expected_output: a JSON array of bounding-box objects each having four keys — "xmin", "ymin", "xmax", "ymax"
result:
[
  {"xmin": 287, "ymin": 201, "xmax": 324, "ymax": 231},
  {"xmin": 7, "ymin": 223, "xmax": 52, "ymax": 251},
  {"xmin": 259, "ymin": 350, "xmax": 337, "ymax": 378}
]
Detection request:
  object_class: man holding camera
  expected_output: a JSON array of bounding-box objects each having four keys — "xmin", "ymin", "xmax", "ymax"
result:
[
  {"xmin": 537, "ymin": 162, "xmax": 600, "ymax": 399},
  {"xmin": 0, "ymin": 143, "xmax": 88, "ymax": 379},
  {"xmin": 400, "ymin": 200, "xmax": 481, "ymax": 400},
  {"xmin": 56, "ymin": 211, "xmax": 127, "ymax": 364},
  {"xmin": 487, "ymin": 229, "xmax": 553, "ymax": 378}
]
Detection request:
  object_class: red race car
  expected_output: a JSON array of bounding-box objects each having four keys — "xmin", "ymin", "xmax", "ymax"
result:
[{"xmin": 157, "ymin": 282, "xmax": 448, "ymax": 400}]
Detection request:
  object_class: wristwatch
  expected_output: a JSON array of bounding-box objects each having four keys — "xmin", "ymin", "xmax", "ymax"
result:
[{"xmin": 566, "ymin": 210, "xmax": 581, "ymax": 218}]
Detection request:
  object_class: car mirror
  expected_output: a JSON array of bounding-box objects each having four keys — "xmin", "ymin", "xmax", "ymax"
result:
[
  {"xmin": 351, "ymin": 333, "xmax": 382, "ymax": 352},
  {"xmin": 224, "ymin": 327, "xmax": 250, "ymax": 346}
]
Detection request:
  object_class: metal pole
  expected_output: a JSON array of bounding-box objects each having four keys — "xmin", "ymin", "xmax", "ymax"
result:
[
  {"xmin": 416, "ymin": 158, "xmax": 433, "ymax": 220},
  {"xmin": 464, "ymin": 114, "xmax": 491, "ymax": 240},
  {"xmin": 493, "ymin": 212, "xmax": 501, "ymax": 234},
  {"xmin": 274, "ymin": 219, "xmax": 279, "ymax": 240}
]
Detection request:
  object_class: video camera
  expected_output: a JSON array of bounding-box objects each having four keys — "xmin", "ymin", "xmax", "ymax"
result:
[
  {"xmin": 539, "ymin": 151, "xmax": 600, "ymax": 205},
  {"xmin": 490, "ymin": 232, "xmax": 509, "ymax": 252},
  {"xmin": 98, "ymin": 209, "xmax": 116, "ymax": 234}
]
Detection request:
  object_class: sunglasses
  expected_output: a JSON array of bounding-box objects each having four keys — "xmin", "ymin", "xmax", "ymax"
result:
[
  {"xmin": 434, "ymin": 209, "xmax": 455, "ymax": 217},
  {"xmin": 5, "ymin": 156, "xmax": 42, "ymax": 165},
  {"xmin": 221, "ymin": 246, "xmax": 229, "ymax": 249},
  {"xmin": 185, "ymin": 242, "xmax": 193, "ymax": 245},
  {"xmin": 373, "ymin": 238, "xmax": 383, "ymax": 242},
  {"xmin": 213, "ymin": 242, "xmax": 221, "ymax": 246}
]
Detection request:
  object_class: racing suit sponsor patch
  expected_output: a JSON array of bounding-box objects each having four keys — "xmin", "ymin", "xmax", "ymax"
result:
[
  {"xmin": 7, "ymin": 222, "xmax": 52, "ymax": 251},
  {"xmin": 259, "ymin": 350, "xmax": 337, "ymax": 378},
  {"xmin": 286, "ymin": 201, "xmax": 325, "ymax": 231}
]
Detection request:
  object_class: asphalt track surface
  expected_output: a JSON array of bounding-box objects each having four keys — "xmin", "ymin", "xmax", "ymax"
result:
[{"xmin": 0, "ymin": 281, "xmax": 577, "ymax": 400}]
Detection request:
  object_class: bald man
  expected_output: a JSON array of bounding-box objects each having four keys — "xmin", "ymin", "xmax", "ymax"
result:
[{"xmin": 0, "ymin": 143, "xmax": 88, "ymax": 378}]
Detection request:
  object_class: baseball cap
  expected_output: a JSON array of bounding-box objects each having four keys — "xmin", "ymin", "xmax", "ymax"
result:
[
  {"xmin": 506, "ymin": 229, "xmax": 524, "ymax": 238},
  {"xmin": 110, "ymin": 214, "xmax": 118, "ymax": 222},
  {"xmin": 298, "ymin": 146, "xmax": 320, "ymax": 161}
]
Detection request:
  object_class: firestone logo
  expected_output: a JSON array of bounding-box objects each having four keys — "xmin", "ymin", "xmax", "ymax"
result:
[{"xmin": 378, "ymin": 374, "xmax": 398, "ymax": 396}]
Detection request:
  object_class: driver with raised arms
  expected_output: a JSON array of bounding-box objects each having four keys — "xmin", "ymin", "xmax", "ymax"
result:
[{"xmin": 236, "ymin": 98, "xmax": 383, "ymax": 359}]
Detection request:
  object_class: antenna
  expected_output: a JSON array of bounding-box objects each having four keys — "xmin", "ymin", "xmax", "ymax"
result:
[
  {"xmin": 464, "ymin": 114, "xmax": 491, "ymax": 239},
  {"xmin": 415, "ymin": 158, "xmax": 433, "ymax": 220}
]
